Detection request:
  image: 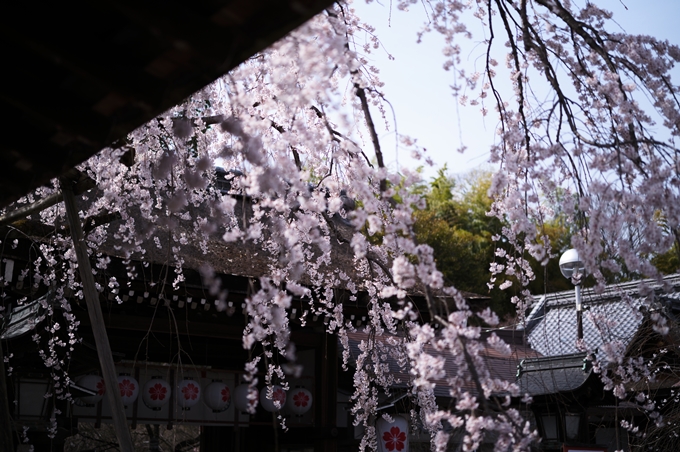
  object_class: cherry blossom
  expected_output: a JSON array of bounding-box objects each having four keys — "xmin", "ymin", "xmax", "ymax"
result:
[{"xmin": 1, "ymin": 0, "xmax": 678, "ymax": 450}]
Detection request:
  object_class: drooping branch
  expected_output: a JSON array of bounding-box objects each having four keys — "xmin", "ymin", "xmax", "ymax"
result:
[
  {"xmin": 532, "ymin": 0, "xmax": 646, "ymax": 159},
  {"xmin": 354, "ymin": 80, "xmax": 387, "ymax": 192},
  {"xmin": 495, "ymin": 0, "xmax": 532, "ymax": 158},
  {"xmin": 267, "ymin": 117, "xmax": 303, "ymax": 171},
  {"xmin": 310, "ymin": 104, "xmax": 374, "ymax": 168}
]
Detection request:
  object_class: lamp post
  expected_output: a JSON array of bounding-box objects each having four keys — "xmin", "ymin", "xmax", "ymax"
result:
[{"xmin": 559, "ymin": 249, "xmax": 585, "ymax": 340}]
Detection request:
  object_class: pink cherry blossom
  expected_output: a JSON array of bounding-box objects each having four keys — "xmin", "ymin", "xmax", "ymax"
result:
[{"xmin": 5, "ymin": 1, "xmax": 679, "ymax": 449}]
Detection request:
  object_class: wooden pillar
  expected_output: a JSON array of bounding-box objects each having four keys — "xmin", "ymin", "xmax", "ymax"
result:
[
  {"xmin": 61, "ymin": 179, "xmax": 135, "ymax": 452},
  {"xmin": 0, "ymin": 338, "xmax": 15, "ymax": 452},
  {"xmin": 315, "ymin": 332, "xmax": 338, "ymax": 452}
]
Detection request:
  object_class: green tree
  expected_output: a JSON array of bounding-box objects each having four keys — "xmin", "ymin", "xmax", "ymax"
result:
[
  {"xmin": 413, "ymin": 168, "xmax": 514, "ymax": 317},
  {"xmin": 414, "ymin": 168, "xmax": 582, "ymax": 320}
]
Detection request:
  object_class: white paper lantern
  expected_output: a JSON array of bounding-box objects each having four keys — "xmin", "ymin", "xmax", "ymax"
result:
[
  {"xmin": 177, "ymin": 378, "xmax": 201, "ymax": 410},
  {"xmin": 203, "ymin": 380, "xmax": 231, "ymax": 413},
  {"xmin": 376, "ymin": 415, "xmax": 409, "ymax": 452},
  {"xmin": 142, "ymin": 377, "xmax": 171, "ymax": 410},
  {"xmin": 75, "ymin": 375, "xmax": 105, "ymax": 406},
  {"xmin": 286, "ymin": 387, "xmax": 313, "ymax": 416},
  {"xmin": 233, "ymin": 383, "xmax": 257, "ymax": 413},
  {"xmin": 117, "ymin": 374, "xmax": 139, "ymax": 407},
  {"xmin": 259, "ymin": 385, "xmax": 286, "ymax": 412}
]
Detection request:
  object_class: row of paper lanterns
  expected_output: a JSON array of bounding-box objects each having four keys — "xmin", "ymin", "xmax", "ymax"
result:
[{"xmin": 75, "ymin": 375, "xmax": 313, "ymax": 415}]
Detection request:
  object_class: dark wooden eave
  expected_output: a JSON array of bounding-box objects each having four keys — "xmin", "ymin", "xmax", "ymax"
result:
[{"xmin": 1, "ymin": 0, "xmax": 335, "ymax": 208}]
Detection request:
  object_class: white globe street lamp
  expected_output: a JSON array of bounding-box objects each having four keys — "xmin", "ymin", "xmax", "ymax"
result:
[{"xmin": 559, "ymin": 249, "xmax": 585, "ymax": 340}]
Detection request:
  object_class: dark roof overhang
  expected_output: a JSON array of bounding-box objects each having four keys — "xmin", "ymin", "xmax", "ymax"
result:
[{"xmin": 1, "ymin": 0, "xmax": 334, "ymax": 208}]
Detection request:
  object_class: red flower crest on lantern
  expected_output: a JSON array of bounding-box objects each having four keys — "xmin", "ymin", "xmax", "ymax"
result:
[
  {"xmin": 221, "ymin": 387, "xmax": 230, "ymax": 403},
  {"xmin": 383, "ymin": 426, "xmax": 407, "ymax": 451},
  {"xmin": 96, "ymin": 379, "xmax": 106, "ymax": 396},
  {"xmin": 119, "ymin": 379, "xmax": 135, "ymax": 397},
  {"xmin": 149, "ymin": 383, "xmax": 167, "ymax": 401},
  {"xmin": 293, "ymin": 391, "xmax": 309, "ymax": 407},
  {"xmin": 182, "ymin": 383, "xmax": 199, "ymax": 401},
  {"xmin": 273, "ymin": 387, "xmax": 286, "ymax": 405}
]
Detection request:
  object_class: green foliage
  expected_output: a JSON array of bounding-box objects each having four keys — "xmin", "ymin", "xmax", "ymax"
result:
[
  {"xmin": 414, "ymin": 165, "xmax": 680, "ymax": 324},
  {"xmin": 650, "ymin": 214, "xmax": 680, "ymax": 275},
  {"xmin": 413, "ymin": 168, "xmax": 514, "ymax": 317},
  {"xmin": 413, "ymin": 167, "xmax": 581, "ymax": 320},
  {"xmin": 425, "ymin": 167, "xmax": 454, "ymax": 210},
  {"xmin": 652, "ymin": 244, "xmax": 680, "ymax": 275},
  {"xmin": 414, "ymin": 209, "xmax": 492, "ymax": 291}
]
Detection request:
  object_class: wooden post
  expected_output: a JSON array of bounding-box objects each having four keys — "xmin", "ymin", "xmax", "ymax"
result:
[
  {"xmin": 0, "ymin": 338, "xmax": 15, "ymax": 452},
  {"xmin": 315, "ymin": 332, "xmax": 338, "ymax": 452},
  {"xmin": 60, "ymin": 179, "xmax": 135, "ymax": 452}
]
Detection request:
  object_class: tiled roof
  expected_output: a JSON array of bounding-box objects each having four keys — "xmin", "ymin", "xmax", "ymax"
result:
[
  {"xmin": 0, "ymin": 294, "xmax": 45, "ymax": 340},
  {"xmin": 526, "ymin": 298, "xmax": 644, "ymax": 358},
  {"xmin": 524, "ymin": 274, "xmax": 680, "ymax": 361}
]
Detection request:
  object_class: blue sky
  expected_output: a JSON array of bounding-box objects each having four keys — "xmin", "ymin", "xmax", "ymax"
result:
[{"xmin": 350, "ymin": 0, "xmax": 680, "ymax": 180}]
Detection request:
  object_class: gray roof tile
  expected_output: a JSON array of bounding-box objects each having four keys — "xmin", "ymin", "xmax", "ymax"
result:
[{"xmin": 525, "ymin": 274, "xmax": 680, "ymax": 362}]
